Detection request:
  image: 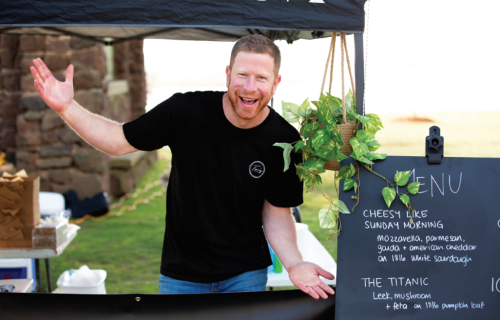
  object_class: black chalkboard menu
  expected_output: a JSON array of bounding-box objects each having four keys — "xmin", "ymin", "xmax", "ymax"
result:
[{"xmin": 336, "ymin": 156, "xmax": 500, "ymax": 320}]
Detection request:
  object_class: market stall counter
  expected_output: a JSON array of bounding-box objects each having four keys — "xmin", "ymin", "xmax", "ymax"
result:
[{"xmin": 0, "ymin": 224, "xmax": 79, "ymax": 293}]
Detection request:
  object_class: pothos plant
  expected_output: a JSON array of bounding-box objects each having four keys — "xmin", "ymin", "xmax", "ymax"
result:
[{"xmin": 274, "ymin": 90, "xmax": 421, "ymax": 236}]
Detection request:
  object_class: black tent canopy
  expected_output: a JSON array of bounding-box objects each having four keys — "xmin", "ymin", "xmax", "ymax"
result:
[
  {"xmin": 0, "ymin": 0, "xmax": 366, "ymax": 112},
  {"xmin": 0, "ymin": 0, "xmax": 365, "ymax": 42}
]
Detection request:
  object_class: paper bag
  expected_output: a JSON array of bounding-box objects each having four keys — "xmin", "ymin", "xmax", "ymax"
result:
[{"xmin": 0, "ymin": 174, "xmax": 40, "ymax": 249}]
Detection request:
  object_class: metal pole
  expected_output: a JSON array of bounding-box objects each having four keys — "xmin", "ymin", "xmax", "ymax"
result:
[
  {"xmin": 354, "ymin": 33, "xmax": 364, "ymax": 116},
  {"xmin": 34, "ymin": 259, "xmax": 41, "ymax": 293},
  {"xmin": 45, "ymin": 259, "xmax": 52, "ymax": 293}
]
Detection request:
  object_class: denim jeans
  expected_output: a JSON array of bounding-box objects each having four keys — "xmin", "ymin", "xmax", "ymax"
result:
[{"xmin": 158, "ymin": 268, "xmax": 268, "ymax": 294}]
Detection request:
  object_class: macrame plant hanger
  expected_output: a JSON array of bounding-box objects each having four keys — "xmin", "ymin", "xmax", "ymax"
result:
[{"xmin": 320, "ymin": 32, "xmax": 357, "ymax": 171}]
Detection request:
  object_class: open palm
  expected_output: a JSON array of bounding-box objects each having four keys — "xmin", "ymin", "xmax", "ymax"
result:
[
  {"xmin": 30, "ymin": 58, "xmax": 74, "ymax": 114},
  {"xmin": 288, "ymin": 261, "xmax": 335, "ymax": 299}
]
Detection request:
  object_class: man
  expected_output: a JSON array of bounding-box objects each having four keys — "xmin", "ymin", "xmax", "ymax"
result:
[{"xmin": 30, "ymin": 35, "xmax": 335, "ymax": 299}]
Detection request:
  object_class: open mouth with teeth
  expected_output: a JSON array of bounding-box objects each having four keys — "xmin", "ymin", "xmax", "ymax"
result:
[{"xmin": 240, "ymin": 97, "xmax": 258, "ymax": 107}]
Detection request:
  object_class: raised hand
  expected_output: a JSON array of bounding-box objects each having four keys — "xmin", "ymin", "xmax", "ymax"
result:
[
  {"xmin": 288, "ymin": 261, "xmax": 335, "ymax": 299},
  {"xmin": 30, "ymin": 58, "xmax": 74, "ymax": 114}
]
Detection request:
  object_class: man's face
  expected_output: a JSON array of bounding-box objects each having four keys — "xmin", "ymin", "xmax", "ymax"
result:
[{"xmin": 226, "ymin": 51, "xmax": 281, "ymax": 121}]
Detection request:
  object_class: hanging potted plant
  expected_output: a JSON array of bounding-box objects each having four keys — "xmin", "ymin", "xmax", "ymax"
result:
[{"xmin": 274, "ymin": 33, "xmax": 421, "ymax": 237}]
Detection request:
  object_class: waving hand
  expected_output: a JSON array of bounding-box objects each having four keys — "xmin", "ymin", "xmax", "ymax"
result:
[{"xmin": 30, "ymin": 58, "xmax": 74, "ymax": 114}]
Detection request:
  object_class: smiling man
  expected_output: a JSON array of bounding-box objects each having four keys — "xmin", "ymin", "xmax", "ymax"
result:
[{"xmin": 30, "ymin": 35, "xmax": 335, "ymax": 299}]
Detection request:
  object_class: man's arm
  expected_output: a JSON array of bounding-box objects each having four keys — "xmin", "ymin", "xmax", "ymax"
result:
[
  {"xmin": 262, "ymin": 199, "xmax": 335, "ymax": 299},
  {"xmin": 31, "ymin": 58, "xmax": 137, "ymax": 156}
]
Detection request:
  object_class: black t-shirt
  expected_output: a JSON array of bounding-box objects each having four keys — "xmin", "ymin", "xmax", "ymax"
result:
[{"xmin": 123, "ymin": 91, "xmax": 303, "ymax": 283}]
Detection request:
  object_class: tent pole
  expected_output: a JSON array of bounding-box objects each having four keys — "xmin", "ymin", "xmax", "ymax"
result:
[{"xmin": 354, "ymin": 33, "xmax": 364, "ymax": 116}]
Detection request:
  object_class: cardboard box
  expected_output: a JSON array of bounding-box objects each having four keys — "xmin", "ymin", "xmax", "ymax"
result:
[
  {"xmin": 0, "ymin": 173, "xmax": 40, "ymax": 249},
  {"xmin": 32, "ymin": 220, "xmax": 68, "ymax": 249}
]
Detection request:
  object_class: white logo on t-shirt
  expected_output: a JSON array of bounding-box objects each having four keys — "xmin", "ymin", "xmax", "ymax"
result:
[{"xmin": 249, "ymin": 161, "xmax": 265, "ymax": 178}]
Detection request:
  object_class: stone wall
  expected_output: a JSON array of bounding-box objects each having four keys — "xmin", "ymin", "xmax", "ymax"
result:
[
  {"xmin": 114, "ymin": 40, "xmax": 147, "ymax": 121},
  {"xmin": 0, "ymin": 34, "xmax": 149, "ymax": 200}
]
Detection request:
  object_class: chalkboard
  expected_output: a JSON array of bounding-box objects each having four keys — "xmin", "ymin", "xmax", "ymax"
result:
[{"xmin": 336, "ymin": 156, "xmax": 500, "ymax": 320}]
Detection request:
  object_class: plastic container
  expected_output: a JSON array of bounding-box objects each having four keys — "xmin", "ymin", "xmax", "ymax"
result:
[
  {"xmin": 0, "ymin": 258, "xmax": 36, "ymax": 292},
  {"xmin": 39, "ymin": 192, "xmax": 65, "ymax": 218},
  {"xmin": 272, "ymin": 253, "xmax": 283, "ymax": 273},
  {"xmin": 56, "ymin": 267, "xmax": 107, "ymax": 294}
]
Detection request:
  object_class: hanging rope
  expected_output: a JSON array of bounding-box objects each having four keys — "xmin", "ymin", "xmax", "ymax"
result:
[
  {"xmin": 320, "ymin": 32, "xmax": 356, "ymax": 125},
  {"xmin": 341, "ymin": 34, "xmax": 347, "ymax": 124},
  {"xmin": 341, "ymin": 33, "xmax": 356, "ymax": 99},
  {"xmin": 328, "ymin": 33, "xmax": 336, "ymax": 94},
  {"xmin": 320, "ymin": 33, "xmax": 336, "ymax": 95}
]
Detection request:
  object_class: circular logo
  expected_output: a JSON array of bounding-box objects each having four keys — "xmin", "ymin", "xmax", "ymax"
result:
[{"xmin": 249, "ymin": 161, "xmax": 265, "ymax": 178}]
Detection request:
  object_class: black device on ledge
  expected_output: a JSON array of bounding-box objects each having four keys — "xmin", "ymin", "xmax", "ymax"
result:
[{"xmin": 426, "ymin": 126, "xmax": 444, "ymax": 164}]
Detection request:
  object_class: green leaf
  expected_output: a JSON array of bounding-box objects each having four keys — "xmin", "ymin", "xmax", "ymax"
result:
[
  {"xmin": 282, "ymin": 101, "xmax": 300, "ymax": 123},
  {"xmin": 350, "ymin": 153, "xmax": 374, "ymax": 165},
  {"xmin": 294, "ymin": 141, "xmax": 305, "ymax": 153},
  {"xmin": 399, "ymin": 194, "xmax": 410, "ymax": 207},
  {"xmin": 382, "ymin": 187, "xmax": 396, "ymax": 208},
  {"xmin": 343, "ymin": 178, "xmax": 356, "ymax": 191},
  {"xmin": 366, "ymin": 113, "xmax": 384, "ymax": 129},
  {"xmin": 317, "ymin": 102, "xmax": 335, "ymax": 127},
  {"xmin": 333, "ymin": 199, "xmax": 350, "ymax": 214},
  {"xmin": 313, "ymin": 139, "xmax": 337, "ymax": 161},
  {"xmin": 356, "ymin": 129, "xmax": 369, "ymax": 143},
  {"xmin": 326, "ymin": 94, "xmax": 343, "ymax": 114},
  {"xmin": 349, "ymin": 137, "xmax": 369, "ymax": 158},
  {"xmin": 273, "ymin": 142, "xmax": 293, "ymax": 172},
  {"xmin": 364, "ymin": 152, "xmax": 387, "ymax": 161},
  {"xmin": 306, "ymin": 139, "xmax": 314, "ymax": 151},
  {"xmin": 315, "ymin": 174, "xmax": 322, "ymax": 185},
  {"xmin": 304, "ymin": 156, "xmax": 326, "ymax": 171},
  {"xmin": 345, "ymin": 89, "xmax": 356, "ymax": 114},
  {"xmin": 394, "ymin": 170, "xmax": 411, "ymax": 186},
  {"xmin": 335, "ymin": 146, "xmax": 349, "ymax": 162},
  {"xmin": 319, "ymin": 92, "xmax": 328, "ymax": 102},
  {"xmin": 407, "ymin": 182, "xmax": 421, "ymax": 195},
  {"xmin": 368, "ymin": 144, "xmax": 381, "ymax": 152},
  {"xmin": 364, "ymin": 113, "xmax": 384, "ymax": 136},
  {"xmin": 362, "ymin": 135, "xmax": 381, "ymax": 151},
  {"xmin": 298, "ymin": 98, "xmax": 310, "ymax": 117},
  {"xmin": 325, "ymin": 124, "xmax": 338, "ymax": 138},
  {"xmin": 319, "ymin": 207, "xmax": 337, "ymax": 229},
  {"xmin": 295, "ymin": 163, "xmax": 307, "ymax": 181},
  {"xmin": 353, "ymin": 113, "xmax": 370, "ymax": 127},
  {"xmin": 329, "ymin": 128, "xmax": 343, "ymax": 145},
  {"xmin": 304, "ymin": 175, "xmax": 313, "ymax": 188},
  {"xmin": 337, "ymin": 164, "xmax": 356, "ymax": 180},
  {"xmin": 365, "ymin": 121, "xmax": 379, "ymax": 137},
  {"xmin": 305, "ymin": 108, "xmax": 315, "ymax": 119},
  {"xmin": 311, "ymin": 128, "xmax": 330, "ymax": 149},
  {"xmin": 364, "ymin": 137, "xmax": 381, "ymax": 148},
  {"xmin": 311, "ymin": 100, "xmax": 320, "ymax": 108},
  {"xmin": 303, "ymin": 121, "xmax": 320, "ymax": 138}
]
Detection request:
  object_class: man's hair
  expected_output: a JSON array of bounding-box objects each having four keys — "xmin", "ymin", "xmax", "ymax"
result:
[{"xmin": 229, "ymin": 35, "xmax": 281, "ymax": 77}]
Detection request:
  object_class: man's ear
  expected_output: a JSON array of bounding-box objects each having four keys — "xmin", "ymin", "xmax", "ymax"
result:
[
  {"xmin": 272, "ymin": 74, "xmax": 282, "ymax": 96},
  {"xmin": 225, "ymin": 65, "xmax": 231, "ymax": 88}
]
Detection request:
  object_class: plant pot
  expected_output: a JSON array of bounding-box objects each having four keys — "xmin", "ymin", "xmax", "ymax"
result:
[
  {"xmin": 308, "ymin": 118, "xmax": 356, "ymax": 171},
  {"xmin": 323, "ymin": 121, "xmax": 355, "ymax": 171}
]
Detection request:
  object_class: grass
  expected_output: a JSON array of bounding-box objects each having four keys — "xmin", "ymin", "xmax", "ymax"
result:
[
  {"xmin": 39, "ymin": 111, "xmax": 500, "ymax": 293},
  {"xmin": 39, "ymin": 155, "xmax": 169, "ymax": 294}
]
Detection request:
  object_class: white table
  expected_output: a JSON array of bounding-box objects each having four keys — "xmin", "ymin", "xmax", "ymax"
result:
[
  {"xmin": 0, "ymin": 279, "xmax": 34, "ymax": 292},
  {"xmin": 0, "ymin": 224, "xmax": 79, "ymax": 292},
  {"xmin": 266, "ymin": 223, "xmax": 337, "ymax": 288}
]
